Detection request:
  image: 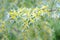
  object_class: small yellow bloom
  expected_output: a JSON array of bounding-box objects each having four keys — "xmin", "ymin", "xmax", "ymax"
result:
[
  {"xmin": 1, "ymin": 21, "xmax": 5, "ymax": 28},
  {"xmin": 9, "ymin": 11, "xmax": 18, "ymax": 19},
  {"xmin": 41, "ymin": 6, "xmax": 48, "ymax": 9},
  {"xmin": 11, "ymin": 16, "xmax": 16, "ymax": 19},
  {"xmin": 27, "ymin": 13, "xmax": 30, "ymax": 17},
  {"xmin": 32, "ymin": 13, "xmax": 37, "ymax": 18},
  {"xmin": 38, "ymin": 11, "xmax": 41, "ymax": 16},
  {"xmin": 40, "ymin": 10, "xmax": 44, "ymax": 13},
  {"xmin": 30, "ymin": 18, "xmax": 34, "ymax": 23},
  {"xmin": 9, "ymin": 11, "xmax": 18, "ymax": 16}
]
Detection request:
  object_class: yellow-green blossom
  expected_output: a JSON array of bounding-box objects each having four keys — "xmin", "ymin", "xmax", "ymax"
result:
[{"xmin": 9, "ymin": 11, "xmax": 18, "ymax": 19}]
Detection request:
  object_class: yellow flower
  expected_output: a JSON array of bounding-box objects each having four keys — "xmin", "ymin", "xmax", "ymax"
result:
[
  {"xmin": 41, "ymin": 6, "xmax": 48, "ymax": 9},
  {"xmin": 9, "ymin": 11, "xmax": 13, "ymax": 15},
  {"xmin": 40, "ymin": 10, "xmax": 44, "ymax": 13},
  {"xmin": 32, "ymin": 13, "xmax": 37, "ymax": 18},
  {"xmin": 9, "ymin": 11, "xmax": 18, "ymax": 16},
  {"xmin": 9, "ymin": 11, "xmax": 18, "ymax": 19},
  {"xmin": 38, "ymin": 10, "xmax": 41, "ymax": 16},
  {"xmin": 11, "ymin": 16, "xmax": 16, "ymax": 19},
  {"xmin": 30, "ymin": 18, "xmax": 34, "ymax": 23},
  {"xmin": 1, "ymin": 21, "xmax": 5, "ymax": 28}
]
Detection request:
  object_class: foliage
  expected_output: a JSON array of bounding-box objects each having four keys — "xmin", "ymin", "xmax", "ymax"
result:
[{"xmin": 0, "ymin": 0, "xmax": 60, "ymax": 40}]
